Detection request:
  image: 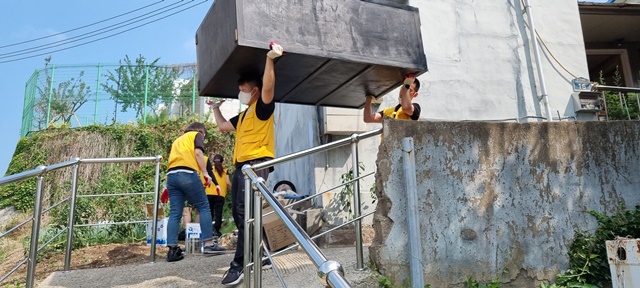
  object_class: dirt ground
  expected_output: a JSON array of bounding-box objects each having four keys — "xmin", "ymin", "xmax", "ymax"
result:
[{"xmin": 1, "ymin": 242, "xmax": 168, "ymax": 286}]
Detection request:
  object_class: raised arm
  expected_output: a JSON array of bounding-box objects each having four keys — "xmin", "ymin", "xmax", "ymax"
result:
[
  {"xmin": 207, "ymin": 99, "xmax": 235, "ymax": 132},
  {"xmin": 363, "ymin": 94, "xmax": 383, "ymax": 123},
  {"xmin": 262, "ymin": 42, "xmax": 283, "ymax": 105}
]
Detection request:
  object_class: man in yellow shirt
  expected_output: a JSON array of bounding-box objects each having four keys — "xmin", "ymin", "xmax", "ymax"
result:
[
  {"xmin": 363, "ymin": 75, "xmax": 421, "ymax": 123},
  {"xmin": 208, "ymin": 42, "xmax": 283, "ymax": 286}
]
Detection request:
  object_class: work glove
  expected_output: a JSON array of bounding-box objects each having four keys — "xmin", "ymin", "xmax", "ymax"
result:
[
  {"xmin": 160, "ymin": 187, "xmax": 169, "ymax": 204},
  {"xmin": 205, "ymin": 99, "xmax": 225, "ymax": 109},
  {"xmin": 203, "ymin": 174, "xmax": 213, "ymax": 188},
  {"xmin": 403, "ymin": 74, "xmax": 415, "ymax": 88},
  {"xmin": 267, "ymin": 42, "xmax": 284, "ymax": 59}
]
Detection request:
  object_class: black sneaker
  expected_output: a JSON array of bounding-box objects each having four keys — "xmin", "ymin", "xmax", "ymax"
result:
[
  {"xmin": 221, "ymin": 261, "xmax": 244, "ymax": 286},
  {"xmin": 166, "ymin": 246, "xmax": 184, "ymax": 262},
  {"xmin": 202, "ymin": 244, "xmax": 225, "ymax": 255},
  {"xmin": 261, "ymin": 257, "xmax": 272, "ymax": 270}
]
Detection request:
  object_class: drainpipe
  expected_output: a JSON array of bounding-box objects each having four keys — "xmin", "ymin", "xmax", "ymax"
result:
[{"xmin": 524, "ymin": 0, "xmax": 553, "ymax": 122}]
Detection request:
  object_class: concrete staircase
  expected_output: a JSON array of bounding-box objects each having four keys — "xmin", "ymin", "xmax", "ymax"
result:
[{"xmin": 38, "ymin": 246, "xmax": 376, "ymax": 288}]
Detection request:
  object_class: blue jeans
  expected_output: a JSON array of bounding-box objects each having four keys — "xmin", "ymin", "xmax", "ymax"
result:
[{"xmin": 166, "ymin": 171, "xmax": 213, "ymax": 246}]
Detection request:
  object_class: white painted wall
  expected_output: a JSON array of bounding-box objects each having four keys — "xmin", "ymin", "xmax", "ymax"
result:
[{"xmin": 399, "ymin": 0, "xmax": 593, "ymax": 121}]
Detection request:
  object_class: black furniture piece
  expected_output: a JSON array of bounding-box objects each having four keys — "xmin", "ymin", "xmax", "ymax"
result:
[{"xmin": 195, "ymin": 0, "xmax": 428, "ymax": 108}]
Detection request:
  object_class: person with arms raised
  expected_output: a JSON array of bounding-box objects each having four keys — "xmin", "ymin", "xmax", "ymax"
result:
[{"xmin": 208, "ymin": 42, "xmax": 283, "ymax": 286}]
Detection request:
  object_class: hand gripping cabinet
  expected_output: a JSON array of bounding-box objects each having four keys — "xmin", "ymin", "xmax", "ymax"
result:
[{"xmin": 195, "ymin": 0, "xmax": 428, "ymax": 109}]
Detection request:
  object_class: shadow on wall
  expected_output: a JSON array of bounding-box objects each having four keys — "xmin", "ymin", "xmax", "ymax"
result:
[{"xmin": 370, "ymin": 119, "xmax": 640, "ymax": 287}]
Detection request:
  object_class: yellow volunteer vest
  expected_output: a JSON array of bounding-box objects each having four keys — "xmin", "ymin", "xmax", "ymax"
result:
[
  {"xmin": 200, "ymin": 156, "xmax": 226, "ymax": 197},
  {"xmin": 382, "ymin": 104, "xmax": 414, "ymax": 120},
  {"xmin": 167, "ymin": 131, "xmax": 200, "ymax": 171},
  {"xmin": 233, "ymin": 101, "xmax": 275, "ymax": 165},
  {"xmin": 209, "ymin": 168, "xmax": 228, "ymax": 197}
]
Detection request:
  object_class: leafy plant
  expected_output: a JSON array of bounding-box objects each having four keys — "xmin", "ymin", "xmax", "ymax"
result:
[
  {"xmin": 552, "ymin": 204, "xmax": 640, "ymax": 287},
  {"xmin": 378, "ymin": 275, "xmax": 394, "ymax": 288},
  {"xmin": 338, "ymin": 162, "xmax": 366, "ymax": 214},
  {"xmin": 597, "ymin": 68, "xmax": 639, "ymax": 120},
  {"xmin": 464, "ymin": 277, "xmax": 501, "ymax": 288}
]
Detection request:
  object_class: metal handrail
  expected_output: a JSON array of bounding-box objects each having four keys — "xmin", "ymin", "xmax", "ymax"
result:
[
  {"xmin": 0, "ymin": 165, "xmax": 47, "ymax": 186},
  {"xmin": 594, "ymin": 84, "xmax": 640, "ymax": 93},
  {"xmin": 270, "ymin": 211, "xmax": 375, "ymax": 258},
  {"xmin": 592, "ymin": 84, "xmax": 640, "ymax": 121},
  {"xmin": 252, "ymin": 128, "xmax": 382, "ymax": 171},
  {"xmin": 0, "ymin": 217, "xmax": 33, "ymax": 239},
  {"xmin": 247, "ymin": 172, "xmax": 350, "ymax": 288},
  {"xmin": 76, "ymin": 192, "xmax": 154, "ymax": 198},
  {"xmin": 74, "ymin": 220, "xmax": 151, "ymax": 227},
  {"xmin": 0, "ymin": 155, "xmax": 162, "ymax": 287},
  {"xmin": 259, "ymin": 171, "xmax": 375, "ymax": 219},
  {"xmin": 242, "ymin": 128, "xmax": 382, "ymax": 288}
]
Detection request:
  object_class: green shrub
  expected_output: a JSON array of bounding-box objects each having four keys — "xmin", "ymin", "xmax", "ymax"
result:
[{"xmin": 554, "ymin": 204, "xmax": 640, "ymax": 287}]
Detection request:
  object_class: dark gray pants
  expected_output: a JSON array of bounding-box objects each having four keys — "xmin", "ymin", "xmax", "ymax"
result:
[{"xmin": 231, "ymin": 160, "xmax": 270, "ymax": 264}]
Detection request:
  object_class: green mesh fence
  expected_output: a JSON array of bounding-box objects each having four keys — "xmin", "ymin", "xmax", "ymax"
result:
[{"xmin": 20, "ymin": 63, "xmax": 201, "ymax": 137}]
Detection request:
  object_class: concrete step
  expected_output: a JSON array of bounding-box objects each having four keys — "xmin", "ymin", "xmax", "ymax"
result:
[{"xmin": 38, "ymin": 246, "xmax": 376, "ymax": 288}]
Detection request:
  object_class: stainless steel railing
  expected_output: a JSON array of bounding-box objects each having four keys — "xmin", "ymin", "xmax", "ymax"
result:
[
  {"xmin": 593, "ymin": 84, "xmax": 640, "ymax": 121},
  {"xmin": 241, "ymin": 128, "xmax": 383, "ymax": 288},
  {"xmin": 0, "ymin": 156, "xmax": 163, "ymax": 288}
]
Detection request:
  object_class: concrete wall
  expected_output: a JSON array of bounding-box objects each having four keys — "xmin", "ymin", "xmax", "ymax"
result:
[{"xmin": 370, "ymin": 119, "xmax": 640, "ymax": 287}]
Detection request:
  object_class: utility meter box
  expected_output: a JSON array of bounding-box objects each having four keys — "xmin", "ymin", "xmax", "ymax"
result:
[
  {"xmin": 195, "ymin": 0, "xmax": 428, "ymax": 109},
  {"xmin": 572, "ymin": 92, "xmax": 603, "ymax": 113}
]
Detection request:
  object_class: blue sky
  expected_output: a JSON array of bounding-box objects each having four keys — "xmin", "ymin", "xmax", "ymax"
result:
[{"xmin": 0, "ymin": 1, "xmax": 212, "ymax": 175}]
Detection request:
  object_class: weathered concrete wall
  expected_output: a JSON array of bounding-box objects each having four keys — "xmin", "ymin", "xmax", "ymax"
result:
[{"xmin": 370, "ymin": 119, "xmax": 640, "ymax": 287}]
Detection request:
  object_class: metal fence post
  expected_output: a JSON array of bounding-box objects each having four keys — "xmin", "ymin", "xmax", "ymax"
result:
[
  {"xmin": 144, "ymin": 65, "xmax": 149, "ymax": 124},
  {"xmin": 402, "ymin": 137, "xmax": 424, "ymax": 288},
  {"xmin": 64, "ymin": 163, "xmax": 80, "ymax": 271},
  {"xmin": 94, "ymin": 63, "xmax": 101, "ymax": 125},
  {"xmin": 351, "ymin": 134, "xmax": 364, "ymax": 270},
  {"xmin": 192, "ymin": 72, "xmax": 197, "ymax": 119},
  {"xmin": 243, "ymin": 173, "xmax": 253, "ymax": 288},
  {"xmin": 253, "ymin": 179, "xmax": 263, "ymax": 287},
  {"xmin": 150, "ymin": 155, "xmax": 162, "ymax": 263},
  {"xmin": 46, "ymin": 64, "xmax": 55, "ymax": 126},
  {"xmin": 26, "ymin": 171, "xmax": 46, "ymax": 288}
]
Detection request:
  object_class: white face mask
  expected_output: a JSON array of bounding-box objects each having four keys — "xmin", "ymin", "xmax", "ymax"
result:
[{"xmin": 238, "ymin": 90, "xmax": 253, "ymax": 105}]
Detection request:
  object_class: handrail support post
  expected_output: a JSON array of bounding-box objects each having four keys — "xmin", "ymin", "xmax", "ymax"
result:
[
  {"xmin": 350, "ymin": 134, "xmax": 364, "ymax": 270},
  {"xmin": 64, "ymin": 162, "xmax": 80, "ymax": 270},
  {"xmin": 26, "ymin": 173, "xmax": 46, "ymax": 288}
]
